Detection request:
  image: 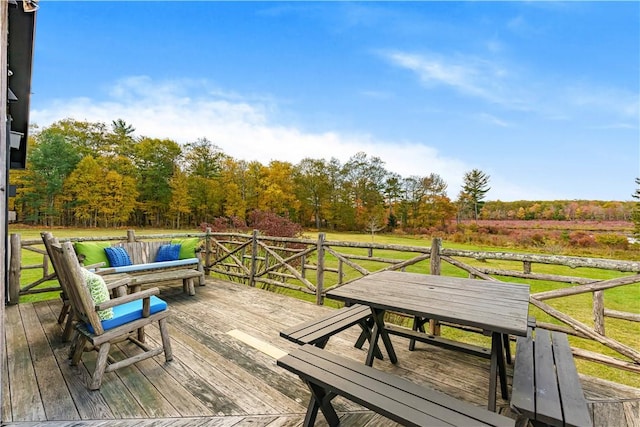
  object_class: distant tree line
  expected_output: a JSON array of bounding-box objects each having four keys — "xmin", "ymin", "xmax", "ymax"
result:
[{"xmin": 8, "ymin": 119, "xmax": 636, "ymax": 231}]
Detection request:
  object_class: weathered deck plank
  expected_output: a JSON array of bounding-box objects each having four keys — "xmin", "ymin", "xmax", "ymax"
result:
[
  {"xmin": 5, "ymin": 303, "xmax": 46, "ymax": 421},
  {"xmin": 3, "ymin": 277, "xmax": 639, "ymax": 427},
  {"xmin": 19, "ymin": 303, "xmax": 78, "ymax": 421}
]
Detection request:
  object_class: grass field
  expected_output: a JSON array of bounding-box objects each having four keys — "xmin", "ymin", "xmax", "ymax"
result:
[{"xmin": 10, "ymin": 226, "xmax": 640, "ymax": 388}]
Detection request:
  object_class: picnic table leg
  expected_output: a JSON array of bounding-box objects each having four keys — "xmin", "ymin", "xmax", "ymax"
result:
[
  {"xmin": 305, "ymin": 382, "xmax": 339, "ymax": 427},
  {"xmin": 409, "ymin": 316, "xmax": 428, "ymax": 351},
  {"xmin": 488, "ymin": 332, "xmax": 509, "ymax": 412},
  {"xmin": 355, "ymin": 318, "xmax": 384, "ymax": 360},
  {"xmin": 366, "ymin": 309, "xmax": 397, "ymax": 366}
]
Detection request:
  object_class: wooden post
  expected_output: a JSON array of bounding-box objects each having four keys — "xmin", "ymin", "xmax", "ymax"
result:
[
  {"xmin": 368, "ymin": 247, "xmax": 373, "ymax": 258},
  {"xmin": 8, "ymin": 234, "xmax": 21, "ymax": 305},
  {"xmin": 316, "ymin": 233, "xmax": 325, "ymax": 305},
  {"xmin": 338, "ymin": 259, "xmax": 344, "ymax": 285},
  {"xmin": 204, "ymin": 227, "xmax": 211, "ymax": 276},
  {"xmin": 523, "ymin": 261, "xmax": 532, "ymax": 274},
  {"xmin": 430, "ymin": 237, "xmax": 442, "ymax": 275},
  {"xmin": 301, "ymin": 254, "xmax": 306, "ymax": 279},
  {"xmin": 429, "ymin": 237, "xmax": 442, "ymax": 335},
  {"xmin": 593, "ymin": 291, "xmax": 605, "ymax": 335},
  {"xmin": 126, "ymin": 229, "xmax": 136, "ymax": 242},
  {"xmin": 249, "ymin": 230, "xmax": 258, "ymax": 287}
]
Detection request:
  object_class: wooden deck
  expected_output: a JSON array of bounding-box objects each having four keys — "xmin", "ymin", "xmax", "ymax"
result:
[{"xmin": 3, "ymin": 278, "xmax": 640, "ymax": 426}]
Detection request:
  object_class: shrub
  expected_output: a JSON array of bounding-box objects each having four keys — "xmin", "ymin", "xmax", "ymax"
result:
[
  {"xmin": 247, "ymin": 210, "xmax": 303, "ymax": 238},
  {"xmin": 595, "ymin": 233, "xmax": 629, "ymax": 250},
  {"xmin": 568, "ymin": 231, "xmax": 596, "ymax": 247}
]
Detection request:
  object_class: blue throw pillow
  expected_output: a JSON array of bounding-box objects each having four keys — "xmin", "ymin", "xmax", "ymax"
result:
[
  {"xmin": 104, "ymin": 246, "xmax": 133, "ymax": 267},
  {"xmin": 155, "ymin": 243, "xmax": 182, "ymax": 262}
]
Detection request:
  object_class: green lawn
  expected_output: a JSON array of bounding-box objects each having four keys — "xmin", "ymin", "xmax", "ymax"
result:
[{"xmin": 10, "ymin": 226, "xmax": 640, "ymax": 388}]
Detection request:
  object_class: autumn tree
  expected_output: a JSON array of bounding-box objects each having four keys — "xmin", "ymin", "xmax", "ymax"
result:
[
  {"xmin": 133, "ymin": 137, "xmax": 182, "ymax": 226},
  {"xmin": 259, "ymin": 160, "xmax": 300, "ymax": 218},
  {"xmin": 219, "ymin": 158, "xmax": 249, "ymax": 220},
  {"xmin": 342, "ymin": 152, "xmax": 388, "ymax": 230},
  {"xmin": 294, "ymin": 158, "xmax": 332, "ymax": 228},
  {"xmin": 20, "ymin": 129, "xmax": 81, "ymax": 225},
  {"xmin": 383, "ymin": 173, "xmax": 403, "ymax": 230},
  {"xmin": 460, "ymin": 169, "xmax": 491, "ymax": 221},
  {"xmin": 167, "ymin": 168, "xmax": 192, "ymax": 228},
  {"xmin": 183, "ymin": 138, "xmax": 227, "ymax": 223}
]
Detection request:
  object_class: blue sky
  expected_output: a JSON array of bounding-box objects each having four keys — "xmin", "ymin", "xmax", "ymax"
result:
[{"xmin": 30, "ymin": 1, "xmax": 639, "ymax": 201}]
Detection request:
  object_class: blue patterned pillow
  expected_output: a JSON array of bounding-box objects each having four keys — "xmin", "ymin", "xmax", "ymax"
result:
[
  {"xmin": 104, "ymin": 246, "xmax": 132, "ymax": 267},
  {"xmin": 155, "ymin": 244, "xmax": 182, "ymax": 262}
]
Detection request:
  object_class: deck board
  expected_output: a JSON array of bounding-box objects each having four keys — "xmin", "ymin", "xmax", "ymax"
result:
[{"xmin": 3, "ymin": 278, "xmax": 640, "ymax": 426}]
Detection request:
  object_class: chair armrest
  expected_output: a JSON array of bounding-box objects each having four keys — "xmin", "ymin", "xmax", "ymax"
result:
[
  {"xmin": 96, "ymin": 287, "xmax": 160, "ymax": 311},
  {"xmin": 85, "ymin": 262, "xmax": 106, "ymax": 269},
  {"xmin": 94, "ymin": 267, "xmax": 117, "ymax": 275}
]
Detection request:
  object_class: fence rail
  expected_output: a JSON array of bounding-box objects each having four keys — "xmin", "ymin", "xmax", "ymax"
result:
[{"xmin": 8, "ymin": 229, "xmax": 640, "ymax": 375}]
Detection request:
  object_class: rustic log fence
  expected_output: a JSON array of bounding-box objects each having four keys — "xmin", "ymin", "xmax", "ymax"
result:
[{"xmin": 8, "ymin": 229, "xmax": 640, "ymax": 375}]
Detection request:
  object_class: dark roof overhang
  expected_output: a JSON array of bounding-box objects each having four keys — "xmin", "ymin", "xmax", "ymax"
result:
[{"xmin": 7, "ymin": 0, "xmax": 37, "ymax": 169}]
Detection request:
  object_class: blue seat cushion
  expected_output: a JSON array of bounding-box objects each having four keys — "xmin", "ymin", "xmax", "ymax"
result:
[
  {"xmin": 97, "ymin": 258, "xmax": 199, "ymax": 274},
  {"xmin": 87, "ymin": 295, "xmax": 167, "ymax": 333},
  {"xmin": 104, "ymin": 246, "xmax": 133, "ymax": 267}
]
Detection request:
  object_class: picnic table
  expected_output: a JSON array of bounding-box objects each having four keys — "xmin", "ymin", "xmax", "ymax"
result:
[{"xmin": 326, "ymin": 271, "xmax": 531, "ymax": 411}]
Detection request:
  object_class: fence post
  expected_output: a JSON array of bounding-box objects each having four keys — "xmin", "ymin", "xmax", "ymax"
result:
[
  {"xmin": 8, "ymin": 234, "xmax": 21, "ymax": 305},
  {"xmin": 593, "ymin": 291, "xmax": 605, "ymax": 335},
  {"xmin": 429, "ymin": 237, "xmax": 442, "ymax": 335},
  {"xmin": 316, "ymin": 233, "xmax": 325, "ymax": 305},
  {"xmin": 204, "ymin": 227, "xmax": 212, "ymax": 277},
  {"xmin": 126, "ymin": 229, "xmax": 136, "ymax": 242},
  {"xmin": 249, "ymin": 229, "xmax": 258, "ymax": 287},
  {"xmin": 523, "ymin": 261, "xmax": 532, "ymax": 274},
  {"xmin": 430, "ymin": 237, "xmax": 442, "ymax": 275}
]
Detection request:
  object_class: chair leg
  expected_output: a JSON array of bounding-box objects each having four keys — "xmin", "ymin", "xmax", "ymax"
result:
[
  {"xmin": 90, "ymin": 343, "xmax": 111, "ymax": 390},
  {"xmin": 57, "ymin": 301, "xmax": 70, "ymax": 324},
  {"xmin": 137, "ymin": 326, "xmax": 145, "ymax": 343},
  {"xmin": 70, "ymin": 334, "xmax": 87, "ymax": 365},
  {"xmin": 62, "ymin": 310, "xmax": 75, "ymax": 343},
  {"xmin": 159, "ymin": 318, "xmax": 173, "ymax": 362}
]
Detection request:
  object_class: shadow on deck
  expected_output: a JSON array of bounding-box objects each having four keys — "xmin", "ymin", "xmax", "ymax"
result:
[{"xmin": 3, "ymin": 278, "xmax": 640, "ymax": 426}]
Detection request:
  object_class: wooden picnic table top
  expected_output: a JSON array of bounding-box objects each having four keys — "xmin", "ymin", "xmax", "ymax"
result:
[{"xmin": 326, "ymin": 271, "xmax": 530, "ymax": 337}]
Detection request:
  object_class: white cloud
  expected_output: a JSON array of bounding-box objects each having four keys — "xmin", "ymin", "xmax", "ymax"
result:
[
  {"xmin": 34, "ymin": 76, "xmax": 582, "ymax": 201},
  {"xmin": 382, "ymin": 50, "xmax": 526, "ymax": 108},
  {"xmin": 31, "ymin": 76, "xmax": 474, "ymax": 196}
]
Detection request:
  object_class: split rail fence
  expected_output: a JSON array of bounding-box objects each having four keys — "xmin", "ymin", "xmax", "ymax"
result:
[{"xmin": 8, "ymin": 229, "xmax": 640, "ymax": 376}]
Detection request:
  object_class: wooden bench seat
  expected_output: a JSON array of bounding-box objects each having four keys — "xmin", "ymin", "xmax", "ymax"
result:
[
  {"xmin": 280, "ymin": 304, "xmax": 381, "ymax": 358},
  {"xmin": 511, "ymin": 328, "xmax": 593, "ymax": 427},
  {"xmin": 277, "ymin": 344, "xmax": 515, "ymax": 427}
]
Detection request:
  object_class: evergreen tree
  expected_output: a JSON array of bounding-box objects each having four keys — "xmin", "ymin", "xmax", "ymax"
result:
[
  {"xmin": 632, "ymin": 178, "xmax": 640, "ymax": 238},
  {"xmin": 461, "ymin": 169, "xmax": 491, "ymax": 221}
]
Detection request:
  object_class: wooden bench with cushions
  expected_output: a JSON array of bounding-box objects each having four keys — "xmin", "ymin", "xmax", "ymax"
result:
[
  {"xmin": 74, "ymin": 238, "xmax": 205, "ymax": 294},
  {"xmin": 277, "ymin": 344, "xmax": 515, "ymax": 427}
]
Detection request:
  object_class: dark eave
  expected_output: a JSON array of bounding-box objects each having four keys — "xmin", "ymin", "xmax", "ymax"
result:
[{"xmin": 7, "ymin": 0, "xmax": 37, "ymax": 169}]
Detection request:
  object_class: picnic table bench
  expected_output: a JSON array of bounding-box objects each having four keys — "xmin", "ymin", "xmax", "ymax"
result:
[
  {"xmin": 511, "ymin": 327, "xmax": 593, "ymax": 427},
  {"xmin": 280, "ymin": 304, "xmax": 382, "ymax": 359},
  {"xmin": 277, "ymin": 344, "xmax": 515, "ymax": 427}
]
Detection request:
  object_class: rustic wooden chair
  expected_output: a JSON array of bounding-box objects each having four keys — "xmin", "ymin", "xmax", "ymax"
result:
[
  {"xmin": 41, "ymin": 232, "xmax": 128, "ymax": 342},
  {"xmin": 41, "ymin": 231, "xmax": 75, "ymax": 340},
  {"xmin": 52, "ymin": 240, "xmax": 173, "ymax": 390}
]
